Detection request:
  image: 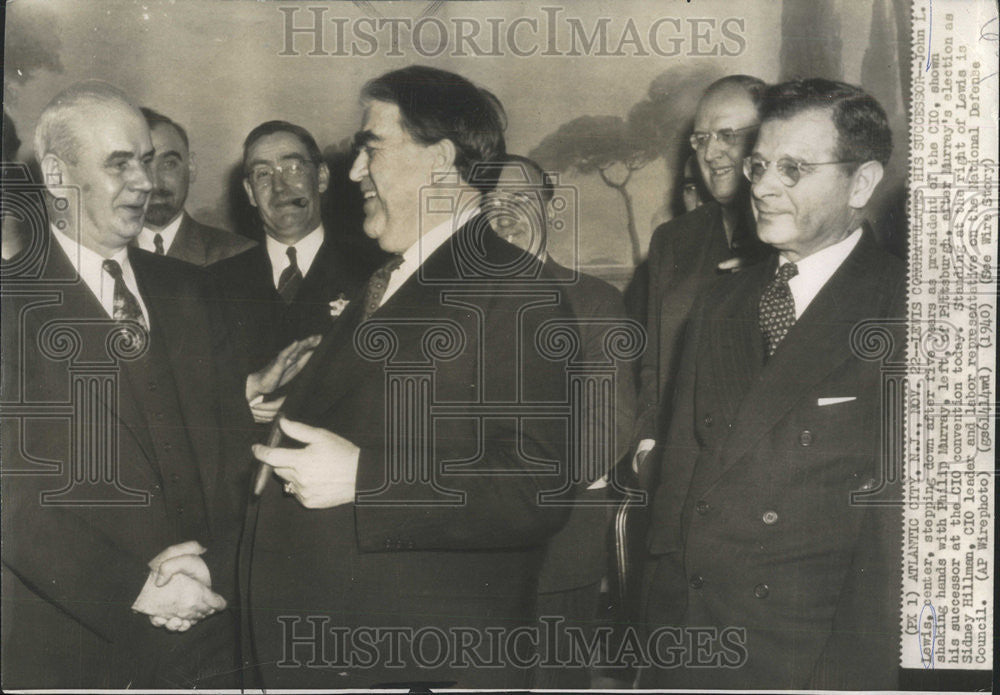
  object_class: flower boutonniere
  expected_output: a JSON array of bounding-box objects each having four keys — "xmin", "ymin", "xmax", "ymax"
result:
[{"xmin": 329, "ymin": 294, "xmax": 350, "ymax": 319}]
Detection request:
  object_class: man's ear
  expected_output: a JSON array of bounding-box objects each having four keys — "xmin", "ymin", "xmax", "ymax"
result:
[
  {"xmin": 40, "ymin": 154, "xmax": 67, "ymax": 195},
  {"xmin": 432, "ymin": 139, "xmax": 458, "ymax": 174},
  {"xmin": 242, "ymin": 176, "xmax": 258, "ymax": 208},
  {"xmin": 316, "ymin": 161, "xmax": 330, "ymax": 195},
  {"xmin": 188, "ymin": 151, "xmax": 197, "ymax": 183},
  {"xmin": 848, "ymin": 160, "xmax": 884, "ymax": 210}
]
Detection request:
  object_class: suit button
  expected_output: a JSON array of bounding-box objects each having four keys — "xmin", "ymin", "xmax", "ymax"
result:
[
  {"xmin": 762, "ymin": 510, "xmax": 779, "ymax": 525},
  {"xmin": 689, "ymin": 575, "xmax": 704, "ymax": 589},
  {"xmin": 695, "ymin": 500, "xmax": 710, "ymax": 515},
  {"xmin": 148, "ymin": 382, "xmax": 157, "ymax": 392},
  {"xmin": 798, "ymin": 429, "xmax": 813, "ymax": 446},
  {"xmin": 176, "ymin": 504, "xmax": 184, "ymax": 514},
  {"xmin": 753, "ymin": 583, "xmax": 770, "ymax": 599},
  {"xmin": 703, "ymin": 414, "xmax": 714, "ymax": 427},
  {"xmin": 170, "ymin": 473, "xmax": 180, "ymax": 483}
]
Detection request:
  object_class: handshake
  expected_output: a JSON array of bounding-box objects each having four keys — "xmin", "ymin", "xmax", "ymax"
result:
[{"xmin": 131, "ymin": 540, "xmax": 226, "ymax": 632}]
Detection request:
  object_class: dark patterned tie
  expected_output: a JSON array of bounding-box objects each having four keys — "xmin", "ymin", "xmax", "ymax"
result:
[
  {"xmin": 276, "ymin": 246, "xmax": 303, "ymax": 303},
  {"xmin": 153, "ymin": 233, "xmax": 165, "ymax": 255},
  {"xmin": 102, "ymin": 259, "xmax": 148, "ymax": 330},
  {"xmin": 758, "ymin": 261, "xmax": 799, "ymax": 357},
  {"xmin": 361, "ymin": 254, "xmax": 404, "ymax": 321}
]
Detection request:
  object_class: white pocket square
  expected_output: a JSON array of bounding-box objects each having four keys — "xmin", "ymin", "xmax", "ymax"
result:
[{"xmin": 817, "ymin": 397, "xmax": 856, "ymax": 406}]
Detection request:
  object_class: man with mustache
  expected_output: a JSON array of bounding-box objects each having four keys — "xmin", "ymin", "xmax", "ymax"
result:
[
  {"xmin": 639, "ymin": 78, "xmax": 904, "ymax": 689},
  {"xmin": 135, "ymin": 108, "xmax": 254, "ymax": 266},
  {"xmin": 0, "ymin": 81, "xmax": 257, "ymax": 688},
  {"xmin": 212, "ymin": 121, "xmax": 372, "ymax": 378}
]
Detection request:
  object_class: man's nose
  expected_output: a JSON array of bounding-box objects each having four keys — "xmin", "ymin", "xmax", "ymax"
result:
[
  {"xmin": 703, "ymin": 135, "xmax": 727, "ymax": 162},
  {"xmin": 751, "ymin": 161, "xmax": 782, "ymax": 199},
  {"xmin": 131, "ymin": 161, "xmax": 153, "ymax": 192},
  {"xmin": 348, "ymin": 151, "xmax": 367, "ymax": 183}
]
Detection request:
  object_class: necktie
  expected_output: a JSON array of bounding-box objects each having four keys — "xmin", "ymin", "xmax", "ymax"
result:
[
  {"xmin": 153, "ymin": 233, "xmax": 165, "ymax": 255},
  {"xmin": 276, "ymin": 246, "xmax": 303, "ymax": 303},
  {"xmin": 102, "ymin": 259, "xmax": 148, "ymax": 330},
  {"xmin": 758, "ymin": 261, "xmax": 798, "ymax": 357},
  {"xmin": 361, "ymin": 255, "xmax": 404, "ymax": 321}
]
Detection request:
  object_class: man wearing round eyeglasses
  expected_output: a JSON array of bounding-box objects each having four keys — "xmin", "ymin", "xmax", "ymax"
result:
[
  {"xmin": 632, "ymin": 75, "xmax": 767, "ymax": 492},
  {"xmin": 212, "ymin": 121, "xmax": 373, "ymax": 378},
  {"xmin": 639, "ymin": 79, "xmax": 904, "ymax": 690}
]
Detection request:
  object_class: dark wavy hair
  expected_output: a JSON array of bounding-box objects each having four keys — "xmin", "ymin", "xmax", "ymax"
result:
[
  {"xmin": 759, "ymin": 78, "xmax": 892, "ymax": 167},
  {"xmin": 361, "ymin": 65, "xmax": 507, "ymax": 192}
]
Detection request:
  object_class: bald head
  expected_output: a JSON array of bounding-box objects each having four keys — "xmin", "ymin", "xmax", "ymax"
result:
[{"xmin": 692, "ymin": 75, "xmax": 765, "ymax": 206}]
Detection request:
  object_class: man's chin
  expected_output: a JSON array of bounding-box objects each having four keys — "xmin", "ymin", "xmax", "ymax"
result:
[{"xmin": 144, "ymin": 204, "xmax": 178, "ymax": 227}]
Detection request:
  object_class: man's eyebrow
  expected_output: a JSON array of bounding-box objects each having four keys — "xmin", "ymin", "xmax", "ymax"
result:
[
  {"xmin": 353, "ymin": 130, "xmax": 380, "ymax": 148},
  {"xmin": 104, "ymin": 150, "xmax": 135, "ymax": 165},
  {"xmin": 158, "ymin": 149, "xmax": 183, "ymax": 160}
]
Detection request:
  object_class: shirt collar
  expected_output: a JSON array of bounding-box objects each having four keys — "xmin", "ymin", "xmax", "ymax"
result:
[
  {"xmin": 139, "ymin": 212, "xmax": 184, "ymax": 253},
  {"xmin": 51, "ymin": 224, "xmax": 130, "ymax": 277},
  {"xmin": 779, "ymin": 227, "xmax": 863, "ymax": 319},
  {"xmin": 266, "ymin": 224, "xmax": 324, "ymax": 284},
  {"xmin": 398, "ymin": 206, "xmax": 480, "ymax": 270}
]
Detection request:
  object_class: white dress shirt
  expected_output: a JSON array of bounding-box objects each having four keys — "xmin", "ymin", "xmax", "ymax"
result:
[
  {"xmin": 380, "ymin": 207, "xmax": 480, "ymax": 307},
  {"xmin": 137, "ymin": 213, "xmax": 184, "ymax": 254},
  {"xmin": 780, "ymin": 227, "xmax": 863, "ymax": 319},
  {"xmin": 266, "ymin": 224, "xmax": 324, "ymax": 288},
  {"xmin": 52, "ymin": 226, "xmax": 151, "ymax": 326}
]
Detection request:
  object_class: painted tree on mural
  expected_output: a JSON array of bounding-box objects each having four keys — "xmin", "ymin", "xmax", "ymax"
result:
[
  {"xmin": 529, "ymin": 65, "xmax": 718, "ymax": 266},
  {"xmin": 529, "ymin": 111, "xmax": 657, "ymax": 266}
]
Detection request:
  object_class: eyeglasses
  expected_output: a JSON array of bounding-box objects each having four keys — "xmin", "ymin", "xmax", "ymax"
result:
[
  {"xmin": 742, "ymin": 155, "xmax": 859, "ymax": 188},
  {"xmin": 689, "ymin": 125, "xmax": 758, "ymax": 151},
  {"xmin": 246, "ymin": 159, "xmax": 316, "ymax": 186}
]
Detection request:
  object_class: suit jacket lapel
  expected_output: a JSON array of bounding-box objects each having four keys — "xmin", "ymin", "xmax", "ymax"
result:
[
  {"xmin": 283, "ymin": 220, "xmax": 466, "ymax": 425},
  {"xmin": 169, "ymin": 214, "xmax": 207, "ymax": 265},
  {"xmin": 41, "ymin": 239, "xmax": 158, "ymax": 467},
  {"xmin": 707, "ymin": 235, "xmax": 880, "ymax": 484},
  {"xmin": 130, "ymin": 248, "xmax": 221, "ymax": 506}
]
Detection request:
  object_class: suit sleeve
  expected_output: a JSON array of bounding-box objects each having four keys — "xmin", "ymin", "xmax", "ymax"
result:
[
  {"xmin": 353, "ymin": 288, "xmax": 575, "ymax": 552},
  {"xmin": 1, "ymin": 458, "xmax": 151, "ymax": 643},
  {"xmin": 645, "ymin": 286, "xmax": 706, "ymax": 552},
  {"xmin": 633, "ymin": 223, "xmax": 672, "ymax": 444}
]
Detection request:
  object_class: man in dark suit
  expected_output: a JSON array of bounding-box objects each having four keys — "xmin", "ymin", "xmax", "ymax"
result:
[
  {"xmin": 633, "ymin": 75, "xmax": 767, "ymax": 480},
  {"xmin": 244, "ymin": 66, "xmax": 576, "ymax": 689},
  {"xmin": 640, "ymin": 79, "xmax": 904, "ymax": 689},
  {"xmin": 212, "ymin": 121, "xmax": 372, "ymax": 376},
  {"xmin": 0, "ymin": 82, "xmax": 257, "ymax": 688},
  {"xmin": 486, "ymin": 154, "xmax": 636, "ymax": 688},
  {"xmin": 135, "ymin": 108, "xmax": 254, "ymax": 265}
]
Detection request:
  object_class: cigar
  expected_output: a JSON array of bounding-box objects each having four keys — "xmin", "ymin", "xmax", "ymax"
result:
[
  {"xmin": 252, "ymin": 415, "xmax": 284, "ymax": 497},
  {"xmin": 291, "ymin": 197, "xmax": 308, "ymax": 207}
]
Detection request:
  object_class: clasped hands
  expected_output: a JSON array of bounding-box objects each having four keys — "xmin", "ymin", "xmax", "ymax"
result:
[
  {"xmin": 132, "ymin": 540, "xmax": 225, "ymax": 632},
  {"xmin": 245, "ymin": 335, "xmax": 322, "ymax": 423}
]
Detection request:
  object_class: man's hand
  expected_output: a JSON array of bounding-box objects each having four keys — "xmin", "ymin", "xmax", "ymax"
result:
[
  {"xmin": 253, "ymin": 417, "xmax": 360, "ymax": 509},
  {"xmin": 140, "ymin": 541, "xmax": 221, "ymax": 632},
  {"xmin": 132, "ymin": 570, "xmax": 226, "ymax": 632},
  {"xmin": 249, "ymin": 394, "xmax": 286, "ymax": 424},
  {"xmin": 245, "ymin": 335, "xmax": 322, "ymax": 403},
  {"xmin": 717, "ymin": 256, "xmax": 747, "ymax": 273}
]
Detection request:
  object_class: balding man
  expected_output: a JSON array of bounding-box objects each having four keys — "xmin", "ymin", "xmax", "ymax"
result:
[
  {"xmin": 0, "ymin": 82, "xmax": 255, "ymax": 688},
  {"xmin": 633, "ymin": 75, "xmax": 768, "ymax": 484}
]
